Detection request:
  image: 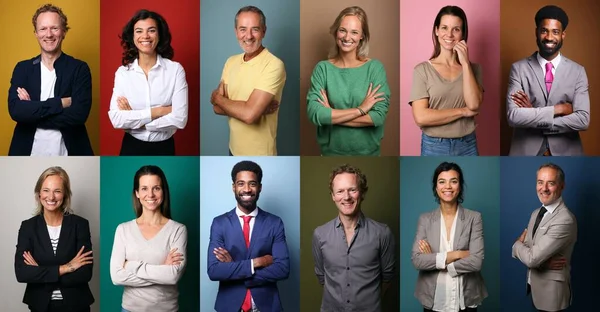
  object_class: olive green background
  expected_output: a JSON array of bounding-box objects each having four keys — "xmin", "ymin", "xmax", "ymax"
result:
[
  {"xmin": 299, "ymin": 157, "xmax": 400, "ymax": 311},
  {"xmin": 99, "ymin": 156, "xmax": 200, "ymax": 311}
]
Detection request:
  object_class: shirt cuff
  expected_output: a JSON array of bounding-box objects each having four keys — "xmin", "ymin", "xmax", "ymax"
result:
[
  {"xmin": 447, "ymin": 262, "xmax": 458, "ymax": 277},
  {"xmin": 436, "ymin": 252, "xmax": 447, "ymax": 270},
  {"xmin": 250, "ymin": 259, "xmax": 255, "ymax": 275}
]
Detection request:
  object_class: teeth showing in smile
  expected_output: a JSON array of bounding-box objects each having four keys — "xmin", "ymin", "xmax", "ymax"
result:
[
  {"xmin": 241, "ymin": 195, "xmax": 252, "ymax": 200},
  {"xmin": 46, "ymin": 201, "xmax": 57, "ymax": 205},
  {"xmin": 444, "ymin": 40, "xmax": 453, "ymax": 43},
  {"xmin": 139, "ymin": 41, "xmax": 152, "ymax": 46},
  {"xmin": 341, "ymin": 41, "xmax": 353, "ymax": 47}
]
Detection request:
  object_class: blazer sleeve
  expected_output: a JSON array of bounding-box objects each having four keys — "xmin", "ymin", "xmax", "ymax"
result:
[
  {"xmin": 411, "ymin": 214, "xmax": 438, "ymax": 271},
  {"xmin": 14, "ymin": 220, "xmax": 60, "ymax": 283},
  {"xmin": 506, "ymin": 63, "xmax": 555, "ymax": 129},
  {"xmin": 59, "ymin": 217, "xmax": 93, "ymax": 286},
  {"xmin": 244, "ymin": 218, "xmax": 290, "ymax": 287},
  {"xmin": 144, "ymin": 63, "xmax": 189, "ymax": 131},
  {"xmin": 512, "ymin": 215, "xmax": 576, "ymax": 269},
  {"xmin": 36, "ymin": 62, "xmax": 92, "ymax": 129},
  {"xmin": 125, "ymin": 224, "xmax": 187, "ymax": 285},
  {"xmin": 544, "ymin": 66, "xmax": 590, "ymax": 134},
  {"xmin": 206, "ymin": 218, "xmax": 254, "ymax": 281},
  {"xmin": 379, "ymin": 225, "xmax": 396, "ymax": 283},
  {"xmin": 7, "ymin": 62, "xmax": 64, "ymax": 124},
  {"xmin": 109, "ymin": 224, "xmax": 153, "ymax": 286},
  {"xmin": 447, "ymin": 212, "xmax": 484, "ymax": 277}
]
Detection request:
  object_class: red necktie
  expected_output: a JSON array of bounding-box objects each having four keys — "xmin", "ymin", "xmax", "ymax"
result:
[
  {"xmin": 241, "ymin": 216, "xmax": 253, "ymax": 312},
  {"xmin": 545, "ymin": 62, "xmax": 554, "ymax": 94}
]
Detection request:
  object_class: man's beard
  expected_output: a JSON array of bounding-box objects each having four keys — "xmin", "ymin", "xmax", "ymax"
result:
[
  {"xmin": 235, "ymin": 192, "xmax": 260, "ymax": 211},
  {"xmin": 537, "ymin": 38, "xmax": 563, "ymax": 58}
]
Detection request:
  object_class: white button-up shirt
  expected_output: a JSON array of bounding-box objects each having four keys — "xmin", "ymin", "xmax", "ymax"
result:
[{"xmin": 108, "ymin": 55, "xmax": 188, "ymax": 142}]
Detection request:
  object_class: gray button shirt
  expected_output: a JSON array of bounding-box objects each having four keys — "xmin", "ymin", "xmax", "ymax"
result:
[{"xmin": 312, "ymin": 212, "xmax": 396, "ymax": 312}]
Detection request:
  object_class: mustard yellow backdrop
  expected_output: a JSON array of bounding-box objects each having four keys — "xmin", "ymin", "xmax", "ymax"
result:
[{"xmin": 0, "ymin": 0, "xmax": 100, "ymax": 155}]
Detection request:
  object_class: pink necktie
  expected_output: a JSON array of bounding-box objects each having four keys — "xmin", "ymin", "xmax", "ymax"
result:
[
  {"xmin": 545, "ymin": 62, "xmax": 554, "ymax": 94},
  {"xmin": 241, "ymin": 216, "xmax": 253, "ymax": 312}
]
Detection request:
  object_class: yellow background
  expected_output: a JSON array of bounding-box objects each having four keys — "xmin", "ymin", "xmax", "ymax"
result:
[{"xmin": 0, "ymin": 0, "xmax": 100, "ymax": 155}]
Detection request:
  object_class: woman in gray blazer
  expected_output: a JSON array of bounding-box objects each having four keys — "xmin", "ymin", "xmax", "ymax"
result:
[{"xmin": 411, "ymin": 162, "xmax": 487, "ymax": 312}]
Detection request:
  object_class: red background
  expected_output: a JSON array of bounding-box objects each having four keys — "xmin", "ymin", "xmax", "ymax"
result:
[{"xmin": 100, "ymin": 0, "xmax": 200, "ymax": 155}]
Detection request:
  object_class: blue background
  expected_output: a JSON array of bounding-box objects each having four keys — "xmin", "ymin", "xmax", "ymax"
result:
[
  {"xmin": 200, "ymin": 0, "xmax": 300, "ymax": 155},
  {"xmin": 199, "ymin": 156, "xmax": 300, "ymax": 311},
  {"xmin": 400, "ymin": 156, "xmax": 501, "ymax": 311},
  {"xmin": 500, "ymin": 157, "xmax": 599, "ymax": 311}
]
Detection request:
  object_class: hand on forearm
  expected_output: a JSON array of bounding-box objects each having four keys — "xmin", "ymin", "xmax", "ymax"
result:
[
  {"xmin": 253, "ymin": 255, "xmax": 273, "ymax": 268},
  {"xmin": 151, "ymin": 106, "xmax": 172, "ymax": 119},
  {"xmin": 554, "ymin": 102, "xmax": 573, "ymax": 116},
  {"xmin": 445, "ymin": 250, "xmax": 469, "ymax": 264},
  {"xmin": 61, "ymin": 97, "xmax": 72, "ymax": 108}
]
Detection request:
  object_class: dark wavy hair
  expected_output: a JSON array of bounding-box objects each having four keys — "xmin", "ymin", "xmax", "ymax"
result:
[
  {"xmin": 120, "ymin": 9, "xmax": 174, "ymax": 67},
  {"xmin": 132, "ymin": 165, "xmax": 171, "ymax": 219},
  {"xmin": 432, "ymin": 162, "xmax": 465, "ymax": 204},
  {"xmin": 430, "ymin": 5, "xmax": 469, "ymax": 61}
]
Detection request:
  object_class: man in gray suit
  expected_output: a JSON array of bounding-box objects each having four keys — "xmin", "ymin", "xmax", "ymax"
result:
[
  {"xmin": 512, "ymin": 163, "xmax": 577, "ymax": 311},
  {"xmin": 507, "ymin": 5, "xmax": 590, "ymax": 156}
]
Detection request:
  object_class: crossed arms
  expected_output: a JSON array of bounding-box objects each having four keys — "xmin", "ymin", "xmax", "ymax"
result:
[
  {"xmin": 207, "ymin": 218, "xmax": 290, "ymax": 287},
  {"xmin": 8, "ymin": 61, "xmax": 92, "ymax": 129}
]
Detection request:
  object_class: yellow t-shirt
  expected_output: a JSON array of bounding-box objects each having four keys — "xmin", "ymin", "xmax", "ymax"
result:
[{"xmin": 221, "ymin": 48, "xmax": 286, "ymax": 155}]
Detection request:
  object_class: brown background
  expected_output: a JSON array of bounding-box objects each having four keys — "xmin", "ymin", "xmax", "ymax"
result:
[
  {"xmin": 299, "ymin": 0, "xmax": 400, "ymax": 156},
  {"xmin": 501, "ymin": 0, "xmax": 600, "ymax": 155}
]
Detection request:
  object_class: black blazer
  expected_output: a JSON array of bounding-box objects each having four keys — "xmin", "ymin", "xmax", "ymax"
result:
[
  {"xmin": 7, "ymin": 52, "xmax": 94, "ymax": 155},
  {"xmin": 14, "ymin": 214, "xmax": 94, "ymax": 311}
]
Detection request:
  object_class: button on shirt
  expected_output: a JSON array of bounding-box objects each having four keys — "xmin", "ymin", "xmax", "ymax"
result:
[
  {"xmin": 108, "ymin": 55, "xmax": 188, "ymax": 142},
  {"xmin": 312, "ymin": 213, "xmax": 396, "ymax": 312}
]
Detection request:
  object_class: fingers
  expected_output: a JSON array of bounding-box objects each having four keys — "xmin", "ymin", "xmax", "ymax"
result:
[{"xmin": 17, "ymin": 88, "xmax": 31, "ymax": 100}]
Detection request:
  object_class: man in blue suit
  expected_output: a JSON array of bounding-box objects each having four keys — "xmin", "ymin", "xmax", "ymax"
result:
[{"xmin": 207, "ymin": 160, "xmax": 290, "ymax": 312}]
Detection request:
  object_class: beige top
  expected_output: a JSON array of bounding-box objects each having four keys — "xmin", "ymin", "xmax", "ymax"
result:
[{"xmin": 409, "ymin": 61, "xmax": 483, "ymax": 138}]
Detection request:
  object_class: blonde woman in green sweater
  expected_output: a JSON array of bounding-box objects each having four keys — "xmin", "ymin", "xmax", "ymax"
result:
[{"xmin": 306, "ymin": 6, "xmax": 391, "ymax": 156}]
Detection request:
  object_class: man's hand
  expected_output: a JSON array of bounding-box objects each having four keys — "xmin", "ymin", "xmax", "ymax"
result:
[
  {"xmin": 517, "ymin": 228, "xmax": 527, "ymax": 243},
  {"xmin": 17, "ymin": 87, "xmax": 31, "ymax": 101},
  {"xmin": 213, "ymin": 247, "xmax": 232, "ymax": 263},
  {"xmin": 23, "ymin": 251, "xmax": 39, "ymax": 266},
  {"xmin": 264, "ymin": 100, "xmax": 280, "ymax": 115},
  {"xmin": 511, "ymin": 91, "xmax": 533, "ymax": 108},
  {"xmin": 544, "ymin": 255, "xmax": 567, "ymax": 270},
  {"xmin": 253, "ymin": 255, "xmax": 273, "ymax": 268},
  {"xmin": 554, "ymin": 102, "xmax": 573, "ymax": 116},
  {"xmin": 211, "ymin": 81, "xmax": 227, "ymax": 106}
]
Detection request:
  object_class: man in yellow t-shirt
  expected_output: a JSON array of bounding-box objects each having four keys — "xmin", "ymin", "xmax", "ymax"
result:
[{"xmin": 210, "ymin": 5, "xmax": 286, "ymax": 156}]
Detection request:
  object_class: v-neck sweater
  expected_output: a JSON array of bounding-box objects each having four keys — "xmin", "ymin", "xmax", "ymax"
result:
[{"xmin": 110, "ymin": 219, "xmax": 187, "ymax": 312}]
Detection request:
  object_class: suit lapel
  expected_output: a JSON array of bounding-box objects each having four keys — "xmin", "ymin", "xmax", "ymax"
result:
[
  {"xmin": 526, "ymin": 207, "xmax": 539, "ymax": 243},
  {"xmin": 36, "ymin": 215, "xmax": 53, "ymax": 256},
  {"xmin": 453, "ymin": 206, "xmax": 466, "ymax": 251},
  {"xmin": 56, "ymin": 214, "xmax": 72, "ymax": 259},
  {"xmin": 547, "ymin": 57, "xmax": 569, "ymax": 102},
  {"xmin": 430, "ymin": 210, "xmax": 441, "ymax": 252},
  {"xmin": 539, "ymin": 201, "xmax": 564, "ymax": 230},
  {"xmin": 30, "ymin": 57, "xmax": 42, "ymax": 101},
  {"xmin": 526, "ymin": 53, "xmax": 547, "ymax": 103},
  {"xmin": 227, "ymin": 209, "xmax": 247, "ymax": 255}
]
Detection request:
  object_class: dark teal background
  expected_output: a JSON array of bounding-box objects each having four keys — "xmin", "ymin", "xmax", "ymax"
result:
[
  {"xmin": 500, "ymin": 157, "xmax": 599, "ymax": 311},
  {"xmin": 400, "ymin": 156, "xmax": 501, "ymax": 311},
  {"xmin": 99, "ymin": 157, "xmax": 200, "ymax": 311}
]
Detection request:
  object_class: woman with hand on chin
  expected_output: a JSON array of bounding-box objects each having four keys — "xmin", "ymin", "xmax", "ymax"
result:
[
  {"xmin": 306, "ymin": 6, "xmax": 391, "ymax": 156},
  {"xmin": 411, "ymin": 162, "xmax": 487, "ymax": 312},
  {"xmin": 409, "ymin": 6, "xmax": 483, "ymax": 156},
  {"xmin": 15, "ymin": 167, "xmax": 94, "ymax": 312},
  {"xmin": 108, "ymin": 10, "xmax": 188, "ymax": 156},
  {"xmin": 110, "ymin": 165, "xmax": 187, "ymax": 312}
]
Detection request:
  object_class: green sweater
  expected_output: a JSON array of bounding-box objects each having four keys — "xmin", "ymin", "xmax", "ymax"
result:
[{"xmin": 306, "ymin": 59, "xmax": 391, "ymax": 156}]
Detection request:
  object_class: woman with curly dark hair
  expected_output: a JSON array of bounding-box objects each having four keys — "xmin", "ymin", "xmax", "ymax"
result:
[{"xmin": 108, "ymin": 9, "xmax": 189, "ymax": 156}]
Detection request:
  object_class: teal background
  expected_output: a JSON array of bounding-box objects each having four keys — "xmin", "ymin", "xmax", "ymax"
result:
[
  {"xmin": 99, "ymin": 156, "xmax": 200, "ymax": 311},
  {"xmin": 400, "ymin": 156, "xmax": 501, "ymax": 311}
]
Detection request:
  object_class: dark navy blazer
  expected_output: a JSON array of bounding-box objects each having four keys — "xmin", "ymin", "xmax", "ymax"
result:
[
  {"xmin": 207, "ymin": 208, "xmax": 290, "ymax": 312},
  {"xmin": 7, "ymin": 52, "xmax": 93, "ymax": 155}
]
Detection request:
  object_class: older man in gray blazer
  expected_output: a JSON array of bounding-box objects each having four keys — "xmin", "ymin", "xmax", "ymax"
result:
[
  {"xmin": 507, "ymin": 5, "xmax": 589, "ymax": 156},
  {"xmin": 512, "ymin": 163, "xmax": 577, "ymax": 312}
]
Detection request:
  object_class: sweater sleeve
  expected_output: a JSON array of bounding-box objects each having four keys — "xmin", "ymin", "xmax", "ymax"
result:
[
  {"xmin": 109, "ymin": 223, "xmax": 153, "ymax": 287},
  {"xmin": 306, "ymin": 62, "xmax": 333, "ymax": 126},
  {"xmin": 367, "ymin": 60, "xmax": 391, "ymax": 127}
]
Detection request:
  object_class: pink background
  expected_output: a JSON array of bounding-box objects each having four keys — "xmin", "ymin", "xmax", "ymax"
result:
[{"xmin": 400, "ymin": 0, "xmax": 501, "ymax": 155}]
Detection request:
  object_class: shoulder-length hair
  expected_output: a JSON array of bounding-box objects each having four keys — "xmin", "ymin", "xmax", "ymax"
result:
[
  {"xmin": 132, "ymin": 165, "xmax": 171, "ymax": 219},
  {"xmin": 432, "ymin": 162, "xmax": 466, "ymax": 204},
  {"xmin": 34, "ymin": 166, "xmax": 73, "ymax": 215},
  {"xmin": 120, "ymin": 9, "xmax": 174, "ymax": 67},
  {"xmin": 430, "ymin": 5, "xmax": 469, "ymax": 61},
  {"xmin": 328, "ymin": 6, "xmax": 370, "ymax": 60}
]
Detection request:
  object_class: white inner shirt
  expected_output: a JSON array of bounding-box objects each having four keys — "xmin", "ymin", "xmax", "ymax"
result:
[
  {"xmin": 31, "ymin": 63, "xmax": 68, "ymax": 156},
  {"xmin": 236, "ymin": 207, "xmax": 259, "ymax": 312}
]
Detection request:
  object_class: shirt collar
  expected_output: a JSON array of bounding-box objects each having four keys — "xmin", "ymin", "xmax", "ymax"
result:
[
  {"xmin": 236, "ymin": 206, "xmax": 259, "ymax": 218},
  {"xmin": 132, "ymin": 54, "xmax": 164, "ymax": 72},
  {"xmin": 536, "ymin": 51, "xmax": 562, "ymax": 71},
  {"xmin": 335, "ymin": 211, "xmax": 365, "ymax": 229},
  {"xmin": 542, "ymin": 196, "xmax": 562, "ymax": 215},
  {"xmin": 238, "ymin": 48, "xmax": 268, "ymax": 65}
]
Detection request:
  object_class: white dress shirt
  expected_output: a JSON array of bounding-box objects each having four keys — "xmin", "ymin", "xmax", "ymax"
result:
[
  {"xmin": 235, "ymin": 207, "xmax": 259, "ymax": 312},
  {"xmin": 31, "ymin": 63, "xmax": 68, "ymax": 156},
  {"xmin": 108, "ymin": 55, "xmax": 188, "ymax": 142},
  {"xmin": 536, "ymin": 52, "xmax": 562, "ymax": 87}
]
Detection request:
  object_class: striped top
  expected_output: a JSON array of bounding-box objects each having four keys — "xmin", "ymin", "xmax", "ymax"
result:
[{"xmin": 47, "ymin": 225, "xmax": 63, "ymax": 300}]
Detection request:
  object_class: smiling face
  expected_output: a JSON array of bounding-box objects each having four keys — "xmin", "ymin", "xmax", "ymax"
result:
[
  {"xmin": 233, "ymin": 171, "xmax": 261, "ymax": 212},
  {"xmin": 133, "ymin": 18, "xmax": 159, "ymax": 56},
  {"xmin": 435, "ymin": 170, "xmax": 461, "ymax": 204},
  {"xmin": 235, "ymin": 11, "xmax": 265, "ymax": 59},
  {"xmin": 39, "ymin": 175, "xmax": 65, "ymax": 213},
  {"xmin": 536, "ymin": 18, "xmax": 565, "ymax": 60},
  {"xmin": 435, "ymin": 14, "xmax": 463, "ymax": 51},
  {"xmin": 536, "ymin": 167, "xmax": 564, "ymax": 206},
  {"xmin": 35, "ymin": 12, "xmax": 65, "ymax": 55},
  {"xmin": 135, "ymin": 174, "xmax": 163, "ymax": 212},
  {"xmin": 331, "ymin": 172, "xmax": 361, "ymax": 217},
  {"xmin": 336, "ymin": 15, "xmax": 363, "ymax": 56}
]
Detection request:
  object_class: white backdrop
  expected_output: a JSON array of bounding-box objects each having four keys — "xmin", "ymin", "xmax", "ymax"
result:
[{"xmin": 0, "ymin": 157, "xmax": 100, "ymax": 312}]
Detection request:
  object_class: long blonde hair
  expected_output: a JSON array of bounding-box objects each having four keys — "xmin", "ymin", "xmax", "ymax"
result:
[
  {"xmin": 328, "ymin": 6, "xmax": 370, "ymax": 60},
  {"xmin": 34, "ymin": 166, "xmax": 72, "ymax": 215}
]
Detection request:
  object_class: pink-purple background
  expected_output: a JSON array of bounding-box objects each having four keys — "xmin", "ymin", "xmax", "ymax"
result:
[{"xmin": 400, "ymin": 0, "xmax": 500, "ymax": 155}]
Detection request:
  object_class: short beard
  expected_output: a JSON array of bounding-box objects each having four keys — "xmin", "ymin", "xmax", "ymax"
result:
[
  {"xmin": 537, "ymin": 38, "xmax": 562, "ymax": 59},
  {"xmin": 235, "ymin": 193, "xmax": 260, "ymax": 212}
]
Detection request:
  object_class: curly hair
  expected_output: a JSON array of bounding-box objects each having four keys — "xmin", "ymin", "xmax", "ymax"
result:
[
  {"xmin": 120, "ymin": 9, "xmax": 174, "ymax": 67},
  {"xmin": 329, "ymin": 164, "xmax": 369, "ymax": 200},
  {"xmin": 32, "ymin": 3, "xmax": 70, "ymax": 33}
]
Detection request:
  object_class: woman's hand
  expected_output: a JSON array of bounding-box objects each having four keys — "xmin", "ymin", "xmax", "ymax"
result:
[
  {"xmin": 418, "ymin": 240, "xmax": 432, "ymax": 254},
  {"xmin": 117, "ymin": 96, "xmax": 132, "ymax": 110},
  {"xmin": 317, "ymin": 89, "xmax": 332, "ymax": 108},
  {"xmin": 66, "ymin": 246, "xmax": 94, "ymax": 271},
  {"xmin": 453, "ymin": 40, "xmax": 470, "ymax": 65},
  {"xmin": 359, "ymin": 83, "xmax": 385, "ymax": 112},
  {"xmin": 23, "ymin": 251, "xmax": 38, "ymax": 266},
  {"xmin": 164, "ymin": 248, "xmax": 184, "ymax": 265}
]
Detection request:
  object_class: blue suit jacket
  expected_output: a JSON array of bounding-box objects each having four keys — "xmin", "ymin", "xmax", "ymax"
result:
[
  {"xmin": 7, "ymin": 52, "xmax": 93, "ymax": 155},
  {"xmin": 207, "ymin": 207, "xmax": 290, "ymax": 312}
]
